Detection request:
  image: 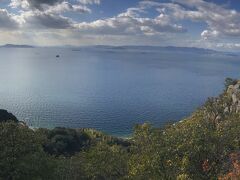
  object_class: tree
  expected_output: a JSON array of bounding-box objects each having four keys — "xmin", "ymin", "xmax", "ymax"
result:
[
  {"xmin": 42, "ymin": 127, "xmax": 91, "ymax": 156},
  {"xmin": 81, "ymin": 142, "xmax": 128, "ymax": 180},
  {"xmin": 225, "ymin": 78, "xmax": 238, "ymax": 89},
  {"xmin": 0, "ymin": 109, "xmax": 18, "ymax": 123},
  {"xmin": 0, "ymin": 122, "xmax": 56, "ymax": 180}
]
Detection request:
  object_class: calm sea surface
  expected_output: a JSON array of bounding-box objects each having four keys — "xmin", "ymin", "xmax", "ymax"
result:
[{"xmin": 0, "ymin": 47, "xmax": 239, "ymax": 136}]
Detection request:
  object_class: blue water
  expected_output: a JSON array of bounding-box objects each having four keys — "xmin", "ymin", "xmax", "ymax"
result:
[{"xmin": 0, "ymin": 47, "xmax": 239, "ymax": 136}]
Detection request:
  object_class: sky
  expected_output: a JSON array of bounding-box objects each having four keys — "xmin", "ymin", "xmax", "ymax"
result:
[{"xmin": 0, "ymin": 0, "xmax": 240, "ymax": 50}]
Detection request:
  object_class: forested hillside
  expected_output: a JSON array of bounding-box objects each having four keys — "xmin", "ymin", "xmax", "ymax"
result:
[{"xmin": 1, "ymin": 78, "xmax": 240, "ymax": 179}]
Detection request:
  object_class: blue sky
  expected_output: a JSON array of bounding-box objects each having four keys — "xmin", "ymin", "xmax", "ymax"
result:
[{"xmin": 0, "ymin": 0, "xmax": 240, "ymax": 51}]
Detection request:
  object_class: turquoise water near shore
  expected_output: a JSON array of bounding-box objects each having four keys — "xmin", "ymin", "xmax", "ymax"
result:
[{"xmin": 0, "ymin": 47, "xmax": 239, "ymax": 136}]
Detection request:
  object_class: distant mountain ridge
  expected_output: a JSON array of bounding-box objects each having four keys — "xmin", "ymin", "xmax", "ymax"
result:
[
  {"xmin": 72, "ymin": 45, "xmax": 239, "ymax": 56},
  {"xmin": 74, "ymin": 45, "xmax": 219, "ymax": 53},
  {"xmin": 91, "ymin": 45, "xmax": 215, "ymax": 51},
  {"xmin": 0, "ymin": 44, "xmax": 35, "ymax": 48},
  {"xmin": 1, "ymin": 44, "xmax": 238, "ymax": 56}
]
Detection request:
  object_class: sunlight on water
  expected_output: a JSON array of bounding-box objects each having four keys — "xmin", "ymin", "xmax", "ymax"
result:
[{"xmin": 0, "ymin": 47, "xmax": 239, "ymax": 136}]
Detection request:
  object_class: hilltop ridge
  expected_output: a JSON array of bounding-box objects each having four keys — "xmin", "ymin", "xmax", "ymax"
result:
[
  {"xmin": 0, "ymin": 44, "xmax": 35, "ymax": 48},
  {"xmin": 0, "ymin": 78, "xmax": 240, "ymax": 179}
]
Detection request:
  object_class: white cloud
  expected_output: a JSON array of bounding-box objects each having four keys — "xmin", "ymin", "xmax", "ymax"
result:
[
  {"xmin": 10, "ymin": 0, "xmax": 29, "ymax": 9},
  {"xmin": 2, "ymin": 0, "xmax": 240, "ymax": 49},
  {"xmin": 75, "ymin": 13, "xmax": 186, "ymax": 36},
  {"xmin": 78, "ymin": 0, "xmax": 100, "ymax": 5},
  {"xmin": 20, "ymin": 10, "xmax": 75, "ymax": 29},
  {"xmin": 216, "ymin": 43, "xmax": 240, "ymax": 49},
  {"xmin": 9, "ymin": 0, "xmax": 92, "ymax": 30},
  {"xmin": 118, "ymin": 8, "xmax": 145, "ymax": 18},
  {"xmin": 201, "ymin": 30, "xmax": 219, "ymax": 40},
  {"xmin": 10, "ymin": 0, "xmax": 64, "ymax": 10},
  {"xmin": 0, "ymin": 9, "xmax": 19, "ymax": 29},
  {"xmin": 45, "ymin": 2, "xmax": 91, "ymax": 14},
  {"xmin": 173, "ymin": 0, "xmax": 240, "ymax": 38},
  {"xmin": 139, "ymin": 0, "xmax": 240, "ymax": 40}
]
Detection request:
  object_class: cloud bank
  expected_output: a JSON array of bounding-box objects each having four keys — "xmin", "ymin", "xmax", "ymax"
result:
[{"xmin": 0, "ymin": 0, "xmax": 239, "ymax": 50}]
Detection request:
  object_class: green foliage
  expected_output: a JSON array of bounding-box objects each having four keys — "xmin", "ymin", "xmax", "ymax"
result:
[
  {"xmin": 0, "ymin": 122, "xmax": 56, "ymax": 180},
  {"xmin": 128, "ymin": 123, "xmax": 172, "ymax": 179},
  {"xmin": 1, "ymin": 79, "xmax": 240, "ymax": 179},
  {"xmin": 42, "ymin": 127, "xmax": 91, "ymax": 156},
  {"xmin": 0, "ymin": 109, "xmax": 18, "ymax": 123},
  {"xmin": 81, "ymin": 142, "xmax": 129, "ymax": 180},
  {"xmin": 225, "ymin": 77, "xmax": 238, "ymax": 89}
]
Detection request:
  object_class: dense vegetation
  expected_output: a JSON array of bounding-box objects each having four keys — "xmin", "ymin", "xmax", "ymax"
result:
[{"xmin": 1, "ymin": 78, "xmax": 240, "ymax": 179}]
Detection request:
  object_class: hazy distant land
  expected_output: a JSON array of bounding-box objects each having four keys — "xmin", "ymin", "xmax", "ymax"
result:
[{"xmin": 0, "ymin": 44, "xmax": 35, "ymax": 48}]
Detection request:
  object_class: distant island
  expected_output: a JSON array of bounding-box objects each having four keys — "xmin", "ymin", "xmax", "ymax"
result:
[
  {"xmin": 72, "ymin": 45, "xmax": 239, "ymax": 56},
  {"xmin": 0, "ymin": 44, "xmax": 237, "ymax": 57},
  {"xmin": 73, "ymin": 45, "xmax": 218, "ymax": 52},
  {"xmin": 1, "ymin": 44, "xmax": 238, "ymax": 58},
  {"xmin": 90, "ymin": 45, "xmax": 218, "ymax": 53},
  {"xmin": 0, "ymin": 44, "xmax": 35, "ymax": 48}
]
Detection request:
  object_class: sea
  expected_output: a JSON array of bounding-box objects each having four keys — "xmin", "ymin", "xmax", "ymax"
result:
[{"xmin": 0, "ymin": 46, "xmax": 239, "ymax": 136}]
